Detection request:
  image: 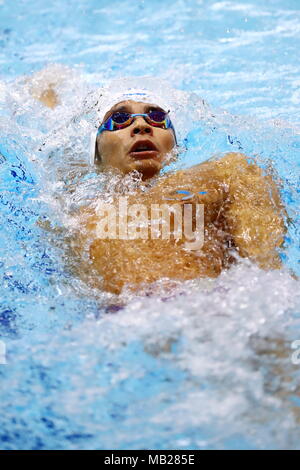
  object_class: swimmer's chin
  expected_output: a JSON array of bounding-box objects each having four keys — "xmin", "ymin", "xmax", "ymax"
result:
[{"xmin": 128, "ymin": 158, "xmax": 163, "ymax": 180}]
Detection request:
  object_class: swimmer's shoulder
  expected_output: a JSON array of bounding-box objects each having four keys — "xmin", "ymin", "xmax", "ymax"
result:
[
  {"xmin": 187, "ymin": 152, "xmax": 252, "ymax": 174},
  {"xmin": 156, "ymin": 152, "xmax": 247, "ymax": 189},
  {"xmin": 149, "ymin": 160, "xmax": 224, "ymax": 203},
  {"xmin": 182, "ymin": 152, "xmax": 262, "ymax": 187},
  {"xmin": 152, "ymin": 152, "xmax": 259, "ymax": 202}
]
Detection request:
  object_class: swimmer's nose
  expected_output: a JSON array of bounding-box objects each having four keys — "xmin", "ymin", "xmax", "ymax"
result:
[{"xmin": 130, "ymin": 117, "xmax": 153, "ymax": 137}]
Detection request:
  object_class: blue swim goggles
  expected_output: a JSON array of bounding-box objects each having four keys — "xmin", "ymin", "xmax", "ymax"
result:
[{"xmin": 97, "ymin": 110, "xmax": 177, "ymax": 143}]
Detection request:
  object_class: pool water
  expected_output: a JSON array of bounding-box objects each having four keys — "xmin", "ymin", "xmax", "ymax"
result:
[{"xmin": 0, "ymin": 0, "xmax": 300, "ymax": 450}]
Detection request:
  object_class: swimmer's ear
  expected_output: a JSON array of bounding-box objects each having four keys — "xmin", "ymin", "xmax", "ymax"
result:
[
  {"xmin": 90, "ymin": 130, "xmax": 102, "ymax": 166},
  {"xmin": 94, "ymin": 140, "xmax": 102, "ymax": 165}
]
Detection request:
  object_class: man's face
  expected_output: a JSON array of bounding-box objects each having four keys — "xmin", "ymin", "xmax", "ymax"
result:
[{"xmin": 96, "ymin": 100, "xmax": 177, "ymax": 179}]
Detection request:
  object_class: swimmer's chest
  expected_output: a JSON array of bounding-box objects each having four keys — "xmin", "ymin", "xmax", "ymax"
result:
[{"xmin": 88, "ymin": 171, "xmax": 227, "ymax": 284}]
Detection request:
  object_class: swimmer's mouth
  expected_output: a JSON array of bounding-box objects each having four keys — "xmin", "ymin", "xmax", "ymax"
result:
[{"xmin": 129, "ymin": 140, "xmax": 159, "ymax": 158}]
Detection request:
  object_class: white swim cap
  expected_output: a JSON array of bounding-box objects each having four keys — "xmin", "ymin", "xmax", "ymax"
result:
[
  {"xmin": 88, "ymin": 76, "xmax": 210, "ymax": 165},
  {"xmin": 89, "ymin": 85, "xmax": 174, "ymax": 165}
]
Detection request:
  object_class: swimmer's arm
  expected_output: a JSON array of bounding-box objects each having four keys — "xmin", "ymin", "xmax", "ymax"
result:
[
  {"xmin": 24, "ymin": 65, "xmax": 61, "ymax": 109},
  {"xmin": 68, "ymin": 206, "xmax": 98, "ymax": 254},
  {"xmin": 214, "ymin": 152, "xmax": 287, "ymax": 269},
  {"xmin": 35, "ymin": 86, "xmax": 59, "ymax": 109},
  {"xmin": 62, "ymin": 205, "xmax": 99, "ymax": 277}
]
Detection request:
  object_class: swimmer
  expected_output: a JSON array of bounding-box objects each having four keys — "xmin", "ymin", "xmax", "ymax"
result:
[{"xmin": 35, "ymin": 81, "xmax": 287, "ymax": 295}]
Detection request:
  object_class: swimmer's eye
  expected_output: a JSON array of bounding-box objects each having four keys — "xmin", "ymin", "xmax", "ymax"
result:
[
  {"xmin": 110, "ymin": 112, "xmax": 131, "ymax": 124},
  {"xmin": 110, "ymin": 111, "xmax": 168, "ymax": 124},
  {"xmin": 147, "ymin": 110, "xmax": 168, "ymax": 123},
  {"xmin": 97, "ymin": 109, "xmax": 176, "ymax": 139}
]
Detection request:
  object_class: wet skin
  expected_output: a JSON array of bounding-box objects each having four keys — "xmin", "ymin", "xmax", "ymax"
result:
[
  {"xmin": 72, "ymin": 101, "xmax": 286, "ymax": 294},
  {"xmin": 36, "ymin": 93, "xmax": 286, "ymax": 294},
  {"xmin": 27, "ymin": 74, "xmax": 300, "ymax": 429},
  {"xmin": 95, "ymin": 100, "xmax": 177, "ymax": 180}
]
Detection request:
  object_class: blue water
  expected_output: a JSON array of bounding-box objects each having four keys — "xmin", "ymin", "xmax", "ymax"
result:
[{"xmin": 0, "ymin": 0, "xmax": 300, "ymax": 450}]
